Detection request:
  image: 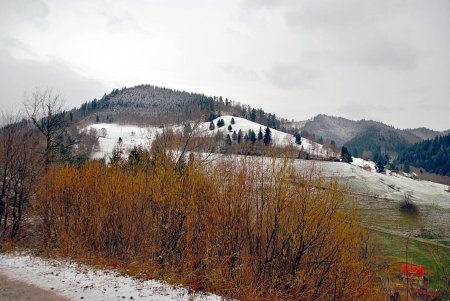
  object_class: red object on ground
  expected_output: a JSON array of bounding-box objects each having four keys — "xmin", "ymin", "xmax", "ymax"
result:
[{"xmin": 401, "ymin": 264, "xmax": 425, "ymax": 277}]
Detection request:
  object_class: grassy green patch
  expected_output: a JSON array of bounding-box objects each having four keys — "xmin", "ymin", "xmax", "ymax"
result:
[{"xmin": 371, "ymin": 230, "xmax": 449, "ymax": 292}]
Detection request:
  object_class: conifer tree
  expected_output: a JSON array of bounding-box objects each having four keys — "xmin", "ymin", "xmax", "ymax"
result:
[
  {"xmin": 209, "ymin": 121, "xmax": 215, "ymax": 130},
  {"xmin": 403, "ymin": 162, "xmax": 410, "ymax": 173},
  {"xmin": 231, "ymin": 117, "xmax": 235, "ymax": 124},
  {"xmin": 294, "ymin": 132, "xmax": 302, "ymax": 145},
  {"xmin": 237, "ymin": 129, "xmax": 243, "ymax": 144},
  {"xmin": 232, "ymin": 130, "xmax": 237, "ymax": 140},
  {"xmin": 250, "ymin": 109, "xmax": 257, "ymax": 122},
  {"xmin": 250, "ymin": 130, "xmax": 257, "ymax": 143},
  {"xmin": 258, "ymin": 127, "xmax": 263, "ymax": 141},
  {"xmin": 264, "ymin": 126, "xmax": 272, "ymax": 145},
  {"xmin": 244, "ymin": 133, "xmax": 249, "ymax": 142},
  {"xmin": 228, "ymin": 124, "xmax": 233, "ymax": 131},
  {"xmin": 225, "ymin": 134, "xmax": 232, "ymax": 146},
  {"xmin": 341, "ymin": 146, "xmax": 353, "ymax": 163}
]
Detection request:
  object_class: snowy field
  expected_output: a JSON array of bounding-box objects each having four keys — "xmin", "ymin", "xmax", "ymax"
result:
[
  {"xmin": 296, "ymin": 158, "xmax": 450, "ymax": 241},
  {"xmin": 84, "ymin": 123, "xmax": 159, "ymax": 160},
  {"xmin": 83, "ymin": 116, "xmax": 332, "ymax": 160},
  {"xmin": 201, "ymin": 116, "xmax": 331, "ymax": 158},
  {"xmin": 0, "ymin": 253, "xmax": 222, "ymax": 301},
  {"xmin": 81, "ymin": 121, "xmax": 449, "ymax": 241}
]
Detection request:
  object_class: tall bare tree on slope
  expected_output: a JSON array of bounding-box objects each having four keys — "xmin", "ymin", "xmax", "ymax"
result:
[{"xmin": 25, "ymin": 89, "xmax": 66, "ymax": 167}]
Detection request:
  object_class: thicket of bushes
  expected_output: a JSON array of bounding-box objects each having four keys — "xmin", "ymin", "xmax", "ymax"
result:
[{"xmin": 34, "ymin": 149, "xmax": 379, "ymax": 300}]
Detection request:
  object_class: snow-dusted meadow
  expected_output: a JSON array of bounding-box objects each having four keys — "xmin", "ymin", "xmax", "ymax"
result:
[
  {"xmin": 0, "ymin": 253, "xmax": 223, "ymax": 301},
  {"xmin": 82, "ymin": 118, "xmax": 450, "ymax": 241},
  {"xmin": 85, "ymin": 123, "xmax": 159, "ymax": 160},
  {"xmin": 203, "ymin": 116, "xmax": 331, "ymax": 157},
  {"xmin": 297, "ymin": 158, "xmax": 450, "ymax": 241},
  {"xmin": 84, "ymin": 115, "xmax": 332, "ymax": 160}
]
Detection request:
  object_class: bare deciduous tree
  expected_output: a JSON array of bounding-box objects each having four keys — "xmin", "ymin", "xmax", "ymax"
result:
[
  {"xmin": 0, "ymin": 112, "xmax": 40, "ymax": 241},
  {"xmin": 25, "ymin": 88, "xmax": 66, "ymax": 167}
]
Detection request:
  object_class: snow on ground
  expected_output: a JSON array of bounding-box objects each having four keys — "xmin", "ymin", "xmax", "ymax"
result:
[
  {"xmin": 84, "ymin": 123, "xmax": 160, "ymax": 160},
  {"xmin": 82, "ymin": 116, "xmax": 333, "ymax": 160},
  {"xmin": 351, "ymin": 157, "xmax": 376, "ymax": 172},
  {"xmin": 81, "ymin": 121, "xmax": 449, "ymax": 209},
  {"xmin": 198, "ymin": 116, "xmax": 330, "ymax": 157},
  {"xmin": 297, "ymin": 159, "xmax": 450, "ymax": 209},
  {"xmin": 0, "ymin": 253, "xmax": 223, "ymax": 301}
]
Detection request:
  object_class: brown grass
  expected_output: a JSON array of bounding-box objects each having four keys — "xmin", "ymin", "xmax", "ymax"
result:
[{"xmin": 32, "ymin": 153, "xmax": 381, "ymax": 300}]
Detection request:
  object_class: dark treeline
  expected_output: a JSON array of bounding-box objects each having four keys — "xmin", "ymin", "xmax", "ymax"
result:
[
  {"xmin": 70, "ymin": 85, "xmax": 286, "ymax": 129},
  {"xmin": 344, "ymin": 127, "xmax": 413, "ymax": 161},
  {"xmin": 397, "ymin": 134, "xmax": 450, "ymax": 176}
]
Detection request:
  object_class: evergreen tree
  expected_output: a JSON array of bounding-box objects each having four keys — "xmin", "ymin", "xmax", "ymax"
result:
[
  {"xmin": 237, "ymin": 129, "xmax": 243, "ymax": 144},
  {"xmin": 225, "ymin": 134, "xmax": 232, "ymax": 146},
  {"xmin": 258, "ymin": 127, "xmax": 263, "ymax": 141},
  {"xmin": 264, "ymin": 126, "xmax": 272, "ymax": 145},
  {"xmin": 403, "ymin": 162, "xmax": 410, "ymax": 173},
  {"xmin": 209, "ymin": 121, "xmax": 215, "ymax": 130},
  {"xmin": 217, "ymin": 119, "xmax": 225, "ymax": 128},
  {"xmin": 231, "ymin": 117, "xmax": 235, "ymax": 124},
  {"xmin": 250, "ymin": 130, "xmax": 257, "ymax": 144},
  {"xmin": 341, "ymin": 146, "xmax": 353, "ymax": 163},
  {"xmin": 250, "ymin": 109, "xmax": 257, "ymax": 122},
  {"xmin": 397, "ymin": 133, "xmax": 450, "ymax": 176},
  {"xmin": 228, "ymin": 124, "xmax": 233, "ymax": 131},
  {"xmin": 232, "ymin": 130, "xmax": 237, "ymax": 140},
  {"xmin": 376, "ymin": 160, "xmax": 385, "ymax": 173},
  {"xmin": 294, "ymin": 132, "xmax": 302, "ymax": 145},
  {"xmin": 96, "ymin": 114, "xmax": 100, "ymax": 123}
]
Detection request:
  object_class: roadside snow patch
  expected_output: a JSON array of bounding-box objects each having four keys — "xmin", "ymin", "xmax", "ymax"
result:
[{"xmin": 0, "ymin": 253, "xmax": 224, "ymax": 301}]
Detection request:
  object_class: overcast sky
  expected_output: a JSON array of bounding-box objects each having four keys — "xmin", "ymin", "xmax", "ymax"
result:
[{"xmin": 1, "ymin": 0, "xmax": 449, "ymax": 130}]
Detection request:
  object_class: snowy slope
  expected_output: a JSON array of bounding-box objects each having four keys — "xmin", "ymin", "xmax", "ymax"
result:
[
  {"xmin": 83, "ymin": 116, "xmax": 333, "ymax": 160},
  {"xmin": 85, "ymin": 123, "xmax": 161, "ymax": 159},
  {"xmin": 0, "ymin": 253, "xmax": 223, "ymax": 301},
  {"xmin": 296, "ymin": 159, "xmax": 450, "ymax": 209},
  {"xmin": 351, "ymin": 157, "xmax": 376, "ymax": 172},
  {"xmin": 199, "ymin": 116, "xmax": 331, "ymax": 157}
]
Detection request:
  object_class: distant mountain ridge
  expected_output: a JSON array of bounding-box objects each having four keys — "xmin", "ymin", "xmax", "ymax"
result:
[
  {"xmin": 74, "ymin": 85, "xmax": 447, "ymax": 161},
  {"xmin": 299, "ymin": 114, "xmax": 448, "ymax": 159}
]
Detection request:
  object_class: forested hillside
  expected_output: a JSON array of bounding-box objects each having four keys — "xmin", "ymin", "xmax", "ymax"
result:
[
  {"xmin": 397, "ymin": 134, "xmax": 450, "ymax": 176},
  {"xmin": 72, "ymin": 85, "xmax": 286, "ymax": 128},
  {"xmin": 301, "ymin": 114, "xmax": 448, "ymax": 161}
]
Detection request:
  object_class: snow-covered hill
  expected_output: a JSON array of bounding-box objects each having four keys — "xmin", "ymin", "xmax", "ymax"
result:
[
  {"xmin": 84, "ymin": 116, "xmax": 333, "ymax": 159},
  {"xmin": 201, "ymin": 116, "xmax": 329, "ymax": 156},
  {"xmin": 299, "ymin": 158, "xmax": 450, "ymax": 209}
]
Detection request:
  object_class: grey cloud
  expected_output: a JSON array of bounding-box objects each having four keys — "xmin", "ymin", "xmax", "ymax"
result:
[
  {"xmin": 0, "ymin": 0, "xmax": 50, "ymax": 31},
  {"xmin": 223, "ymin": 63, "xmax": 260, "ymax": 81},
  {"xmin": 241, "ymin": 0, "xmax": 294, "ymax": 11},
  {"xmin": 266, "ymin": 63, "xmax": 320, "ymax": 90},
  {"xmin": 97, "ymin": 9, "xmax": 150, "ymax": 35},
  {"xmin": 284, "ymin": 1, "xmax": 391, "ymax": 31},
  {"xmin": 417, "ymin": 101, "xmax": 450, "ymax": 111},
  {"xmin": 281, "ymin": 1, "xmax": 424, "ymax": 71},
  {"xmin": 0, "ymin": 48, "xmax": 108, "ymax": 111},
  {"xmin": 338, "ymin": 100, "xmax": 391, "ymax": 116},
  {"xmin": 357, "ymin": 38, "xmax": 422, "ymax": 70}
]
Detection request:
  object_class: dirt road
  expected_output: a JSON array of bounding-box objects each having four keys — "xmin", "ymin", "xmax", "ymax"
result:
[{"xmin": 0, "ymin": 273, "xmax": 68, "ymax": 301}]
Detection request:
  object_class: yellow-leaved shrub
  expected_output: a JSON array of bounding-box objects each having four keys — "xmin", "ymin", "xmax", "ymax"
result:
[{"xmin": 34, "ymin": 154, "xmax": 381, "ymax": 300}]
